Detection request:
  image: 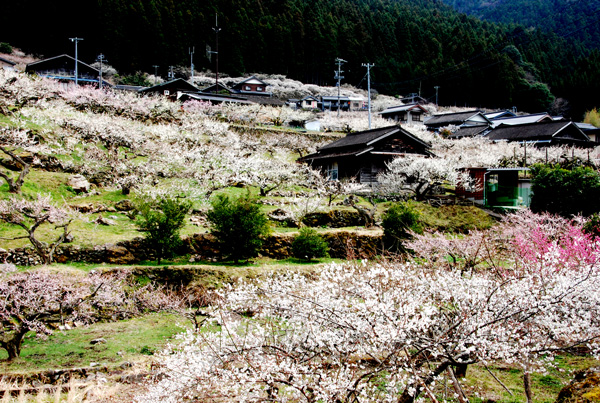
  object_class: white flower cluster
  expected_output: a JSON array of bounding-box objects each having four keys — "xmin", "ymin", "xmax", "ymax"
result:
[{"xmin": 139, "ymin": 215, "xmax": 600, "ymax": 401}]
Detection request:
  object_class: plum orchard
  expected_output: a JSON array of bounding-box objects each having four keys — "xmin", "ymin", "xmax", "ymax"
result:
[
  {"xmin": 0, "ymin": 269, "xmax": 181, "ymax": 361},
  {"xmin": 139, "ymin": 211, "xmax": 600, "ymax": 403}
]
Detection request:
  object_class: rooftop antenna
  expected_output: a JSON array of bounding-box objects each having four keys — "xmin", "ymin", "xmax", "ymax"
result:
[
  {"xmin": 189, "ymin": 47, "xmax": 195, "ymax": 83},
  {"xmin": 69, "ymin": 37, "xmax": 83, "ymax": 85},
  {"xmin": 96, "ymin": 53, "xmax": 107, "ymax": 89},
  {"xmin": 335, "ymin": 58, "xmax": 346, "ymax": 117},
  {"xmin": 213, "ymin": 14, "xmax": 221, "ymax": 92},
  {"xmin": 362, "ymin": 63, "xmax": 374, "ymax": 129}
]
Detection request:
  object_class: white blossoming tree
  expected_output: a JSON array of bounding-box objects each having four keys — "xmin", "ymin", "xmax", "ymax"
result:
[{"xmin": 138, "ymin": 212, "xmax": 600, "ymax": 403}]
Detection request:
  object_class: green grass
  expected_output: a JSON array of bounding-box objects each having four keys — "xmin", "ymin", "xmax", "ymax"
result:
[
  {"xmin": 0, "ymin": 312, "xmax": 188, "ymax": 375},
  {"xmin": 465, "ymin": 356, "xmax": 599, "ymax": 403}
]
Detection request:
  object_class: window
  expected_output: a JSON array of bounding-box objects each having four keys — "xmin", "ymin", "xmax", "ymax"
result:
[
  {"xmin": 257, "ymin": 86, "xmax": 263, "ymax": 91},
  {"xmin": 327, "ymin": 162, "xmax": 339, "ymax": 181},
  {"xmin": 412, "ymin": 113, "xmax": 422, "ymax": 122},
  {"xmin": 164, "ymin": 90, "xmax": 170, "ymax": 95},
  {"xmin": 245, "ymin": 85, "xmax": 251, "ymax": 91}
]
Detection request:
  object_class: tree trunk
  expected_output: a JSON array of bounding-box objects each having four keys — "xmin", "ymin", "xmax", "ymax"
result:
[
  {"xmin": 0, "ymin": 328, "xmax": 28, "ymax": 361},
  {"xmin": 397, "ymin": 361, "xmax": 450, "ymax": 403},
  {"xmin": 454, "ymin": 363, "xmax": 468, "ymax": 378},
  {"xmin": 523, "ymin": 371, "xmax": 533, "ymax": 403}
]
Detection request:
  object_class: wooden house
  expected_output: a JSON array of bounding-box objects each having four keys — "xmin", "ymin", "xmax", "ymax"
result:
[
  {"xmin": 26, "ymin": 54, "xmax": 109, "ymax": 87},
  {"xmin": 299, "ymin": 96, "xmax": 319, "ymax": 110},
  {"xmin": 321, "ymin": 96, "xmax": 350, "ymax": 111},
  {"xmin": 380, "ymin": 103, "xmax": 428, "ymax": 125},
  {"xmin": 298, "ymin": 125, "xmax": 432, "ymax": 184},
  {"xmin": 138, "ymin": 78, "xmax": 200, "ymax": 99},
  {"xmin": 424, "ymin": 110, "xmax": 492, "ymax": 130},
  {"xmin": 232, "ymin": 76, "xmax": 272, "ymax": 97},
  {"xmin": 576, "ymin": 122, "xmax": 600, "ymax": 143},
  {"xmin": 486, "ymin": 120, "xmax": 594, "ymax": 147},
  {"xmin": 348, "ymin": 96, "xmax": 366, "ymax": 111}
]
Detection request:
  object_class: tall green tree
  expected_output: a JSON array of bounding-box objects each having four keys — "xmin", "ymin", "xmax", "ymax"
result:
[
  {"xmin": 136, "ymin": 195, "xmax": 192, "ymax": 264},
  {"xmin": 207, "ymin": 193, "xmax": 270, "ymax": 264}
]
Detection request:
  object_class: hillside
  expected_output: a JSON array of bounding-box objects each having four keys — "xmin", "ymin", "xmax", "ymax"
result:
[
  {"xmin": 2, "ymin": 0, "xmax": 599, "ymax": 117},
  {"xmin": 442, "ymin": 0, "xmax": 600, "ymax": 50}
]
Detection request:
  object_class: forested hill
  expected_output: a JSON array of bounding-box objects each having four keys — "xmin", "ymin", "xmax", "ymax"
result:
[
  {"xmin": 1, "ymin": 0, "xmax": 599, "ymax": 118},
  {"xmin": 441, "ymin": 0, "xmax": 600, "ymax": 52}
]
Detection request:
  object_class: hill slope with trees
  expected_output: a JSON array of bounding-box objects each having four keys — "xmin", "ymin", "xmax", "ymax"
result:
[{"xmin": 2, "ymin": 0, "xmax": 599, "ymax": 117}]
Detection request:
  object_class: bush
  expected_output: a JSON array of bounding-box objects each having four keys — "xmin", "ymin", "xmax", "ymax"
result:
[
  {"xmin": 0, "ymin": 42, "xmax": 12, "ymax": 54},
  {"xmin": 382, "ymin": 202, "xmax": 422, "ymax": 252},
  {"xmin": 530, "ymin": 164, "xmax": 600, "ymax": 217},
  {"xmin": 207, "ymin": 193, "xmax": 270, "ymax": 263},
  {"xmin": 291, "ymin": 227, "xmax": 329, "ymax": 261},
  {"xmin": 135, "ymin": 195, "xmax": 192, "ymax": 264}
]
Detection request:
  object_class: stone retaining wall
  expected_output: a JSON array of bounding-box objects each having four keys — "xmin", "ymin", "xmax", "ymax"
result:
[{"xmin": 1, "ymin": 232, "xmax": 383, "ymax": 266}]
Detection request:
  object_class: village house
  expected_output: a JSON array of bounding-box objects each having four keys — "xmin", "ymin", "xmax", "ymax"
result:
[
  {"xmin": 25, "ymin": 54, "xmax": 109, "ymax": 87},
  {"xmin": 379, "ymin": 103, "xmax": 428, "ymax": 125},
  {"xmin": 299, "ymin": 95, "xmax": 319, "ymax": 110},
  {"xmin": 232, "ymin": 76, "xmax": 272, "ymax": 97},
  {"xmin": 576, "ymin": 122, "xmax": 600, "ymax": 143},
  {"xmin": 485, "ymin": 120, "xmax": 594, "ymax": 147},
  {"xmin": 424, "ymin": 110, "xmax": 492, "ymax": 130},
  {"xmin": 298, "ymin": 125, "xmax": 432, "ymax": 184},
  {"xmin": 321, "ymin": 95, "xmax": 351, "ymax": 111},
  {"xmin": 139, "ymin": 78, "xmax": 201, "ymax": 99}
]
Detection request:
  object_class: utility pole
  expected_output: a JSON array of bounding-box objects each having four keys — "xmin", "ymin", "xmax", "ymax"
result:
[
  {"xmin": 434, "ymin": 85, "xmax": 440, "ymax": 106},
  {"xmin": 335, "ymin": 58, "xmax": 346, "ymax": 117},
  {"xmin": 213, "ymin": 14, "xmax": 221, "ymax": 92},
  {"xmin": 362, "ymin": 63, "xmax": 374, "ymax": 129},
  {"xmin": 96, "ymin": 53, "xmax": 107, "ymax": 89},
  {"xmin": 168, "ymin": 66, "xmax": 174, "ymax": 80},
  {"xmin": 69, "ymin": 37, "xmax": 83, "ymax": 85},
  {"xmin": 152, "ymin": 65, "xmax": 159, "ymax": 85},
  {"xmin": 189, "ymin": 47, "xmax": 195, "ymax": 83}
]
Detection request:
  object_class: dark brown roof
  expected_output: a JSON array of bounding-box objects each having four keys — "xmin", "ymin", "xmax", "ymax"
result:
[
  {"xmin": 139, "ymin": 78, "xmax": 200, "ymax": 94},
  {"xmin": 298, "ymin": 125, "xmax": 432, "ymax": 162},
  {"xmin": 486, "ymin": 120, "xmax": 592, "ymax": 145},
  {"xmin": 318, "ymin": 126, "xmax": 428, "ymax": 151}
]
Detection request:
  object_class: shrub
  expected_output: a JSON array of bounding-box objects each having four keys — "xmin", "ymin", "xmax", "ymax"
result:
[
  {"xmin": 291, "ymin": 227, "xmax": 329, "ymax": 261},
  {"xmin": 381, "ymin": 202, "xmax": 422, "ymax": 252},
  {"xmin": 0, "ymin": 42, "xmax": 12, "ymax": 54},
  {"xmin": 135, "ymin": 195, "xmax": 192, "ymax": 264},
  {"xmin": 207, "ymin": 193, "xmax": 270, "ymax": 263},
  {"xmin": 584, "ymin": 108, "xmax": 600, "ymax": 128},
  {"xmin": 530, "ymin": 164, "xmax": 600, "ymax": 217}
]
